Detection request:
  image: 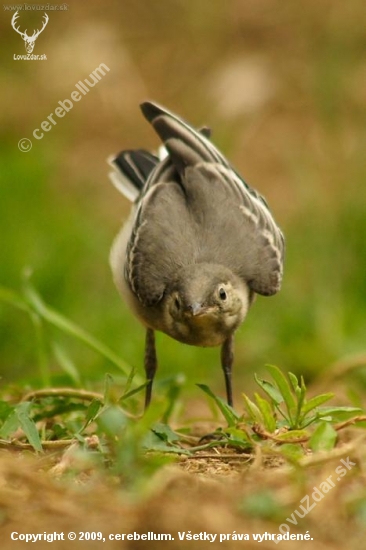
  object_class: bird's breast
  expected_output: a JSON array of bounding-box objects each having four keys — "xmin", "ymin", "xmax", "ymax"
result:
[{"xmin": 163, "ymin": 313, "xmax": 236, "ymax": 347}]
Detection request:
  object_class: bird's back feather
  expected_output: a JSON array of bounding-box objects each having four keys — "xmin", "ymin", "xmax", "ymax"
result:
[{"xmin": 111, "ymin": 102, "xmax": 284, "ymax": 305}]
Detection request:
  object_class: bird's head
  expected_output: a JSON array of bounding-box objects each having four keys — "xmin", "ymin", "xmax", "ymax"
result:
[{"xmin": 162, "ymin": 263, "xmax": 253, "ymax": 346}]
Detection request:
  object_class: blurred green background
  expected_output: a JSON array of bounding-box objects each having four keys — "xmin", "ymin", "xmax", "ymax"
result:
[{"xmin": 1, "ymin": 0, "xmax": 365, "ymax": 402}]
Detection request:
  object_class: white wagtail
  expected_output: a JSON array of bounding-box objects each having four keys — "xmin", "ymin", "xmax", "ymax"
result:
[{"xmin": 108, "ymin": 102, "xmax": 284, "ymax": 408}]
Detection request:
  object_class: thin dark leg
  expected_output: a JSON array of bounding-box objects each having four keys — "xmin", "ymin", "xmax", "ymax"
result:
[
  {"xmin": 221, "ymin": 335, "xmax": 234, "ymax": 407},
  {"xmin": 144, "ymin": 328, "xmax": 157, "ymax": 409}
]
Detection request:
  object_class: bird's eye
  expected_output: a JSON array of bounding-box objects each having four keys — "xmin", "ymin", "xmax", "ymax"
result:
[
  {"xmin": 174, "ymin": 297, "xmax": 181, "ymax": 310},
  {"xmin": 219, "ymin": 287, "xmax": 227, "ymax": 301}
]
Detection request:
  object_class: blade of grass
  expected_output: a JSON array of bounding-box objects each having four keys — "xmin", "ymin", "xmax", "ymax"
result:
[
  {"xmin": 29, "ymin": 310, "xmax": 50, "ymax": 387},
  {"xmin": 0, "ymin": 284, "xmax": 50, "ymax": 386},
  {"xmin": 123, "ymin": 366, "xmax": 137, "ymax": 396},
  {"xmin": 23, "ymin": 279, "xmax": 139, "ymax": 381},
  {"xmin": 16, "ymin": 402, "xmax": 43, "ymax": 452},
  {"xmin": 0, "ymin": 285, "xmax": 31, "ymax": 313},
  {"xmin": 80, "ymin": 398, "xmax": 103, "ymax": 432},
  {"xmin": 52, "ymin": 342, "xmax": 81, "ymax": 386},
  {"xmin": 103, "ymin": 373, "xmax": 114, "ymax": 405},
  {"xmin": 119, "ymin": 383, "xmax": 148, "ymax": 402},
  {"xmin": 162, "ymin": 377, "xmax": 183, "ymax": 424},
  {"xmin": 197, "ymin": 384, "xmax": 239, "ymax": 427}
]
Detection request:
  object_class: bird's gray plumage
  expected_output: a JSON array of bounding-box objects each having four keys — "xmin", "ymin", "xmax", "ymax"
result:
[
  {"xmin": 109, "ymin": 101, "xmax": 284, "ymax": 407},
  {"xmin": 123, "ymin": 103, "xmax": 284, "ymax": 303}
]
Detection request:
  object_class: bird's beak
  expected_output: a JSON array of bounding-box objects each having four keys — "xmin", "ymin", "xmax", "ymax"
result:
[{"xmin": 187, "ymin": 302, "xmax": 207, "ymax": 316}]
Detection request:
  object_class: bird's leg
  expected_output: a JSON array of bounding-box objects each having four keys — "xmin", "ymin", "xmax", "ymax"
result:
[
  {"xmin": 221, "ymin": 335, "xmax": 234, "ymax": 407},
  {"xmin": 144, "ymin": 328, "xmax": 157, "ymax": 409}
]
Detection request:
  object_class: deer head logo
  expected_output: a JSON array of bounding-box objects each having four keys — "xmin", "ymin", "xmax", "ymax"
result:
[{"xmin": 11, "ymin": 11, "xmax": 49, "ymax": 54}]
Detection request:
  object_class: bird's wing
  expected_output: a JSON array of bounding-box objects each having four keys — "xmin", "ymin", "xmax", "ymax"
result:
[
  {"xmin": 140, "ymin": 102, "xmax": 284, "ymax": 296},
  {"xmin": 184, "ymin": 163, "xmax": 284, "ymax": 295},
  {"xmin": 125, "ymin": 181, "xmax": 197, "ymax": 306}
]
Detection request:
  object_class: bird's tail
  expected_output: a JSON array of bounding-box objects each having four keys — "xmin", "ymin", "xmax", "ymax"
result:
[
  {"xmin": 140, "ymin": 101, "xmax": 270, "ymax": 210},
  {"xmin": 107, "ymin": 149, "xmax": 159, "ymax": 202},
  {"xmin": 108, "ymin": 106, "xmax": 213, "ymax": 201},
  {"xmin": 140, "ymin": 101, "xmax": 225, "ymax": 172}
]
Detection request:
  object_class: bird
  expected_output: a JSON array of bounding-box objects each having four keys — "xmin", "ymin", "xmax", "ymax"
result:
[{"xmin": 108, "ymin": 102, "xmax": 284, "ymax": 409}]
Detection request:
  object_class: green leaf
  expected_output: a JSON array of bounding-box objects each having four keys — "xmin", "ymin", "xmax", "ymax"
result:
[
  {"xmin": 151, "ymin": 422, "xmax": 180, "ymax": 444},
  {"xmin": 0, "ymin": 408, "xmax": 18, "ymax": 439},
  {"xmin": 16, "ymin": 402, "xmax": 43, "ymax": 452},
  {"xmin": 197, "ymin": 384, "xmax": 239, "ymax": 427},
  {"xmin": 288, "ymin": 372, "xmax": 300, "ymax": 394},
  {"xmin": 309, "ymin": 421, "xmax": 337, "ymax": 452},
  {"xmin": 254, "ymin": 374, "xmax": 283, "ymax": 405},
  {"xmin": 295, "ymin": 375, "xmax": 307, "ymax": 425},
  {"xmin": 266, "ymin": 365, "xmax": 296, "ymax": 422},
  {"xmin": 254, "ymin": 374, "xmax": 284, "ymax": 407},
  {"xmin": 143, "ymin": 423, "xmax": 186, "ymax": 453},
  {"xmin": 0, "ymin": 400, "xmax": 13, "ymax": 422},
  {"xmin": 254, "ymin": 393, "xmax": 276, "ymax": 432},
  {"xmin": 301, "ymin": 414, "xmax": 319, "ymax": 427},
  {"xmin": 142, "ymin": 429, "xmax": 189, "ymax": 454},
  {"xmin": 315, "ymin": 406, "xmax": 363, "ymax": 422},
  {"xmin": 225, "ymin": 426, "xmax": 253, "ymax": 445},
  {"xmin": 302, "ymin": 393, "xmax": 335, "ymax": 416},
  {"xmin": 242, "ymin": 394, "xmax": 263, "ymax": 423},
  {"xmin": 287, "ymin": 374, "xmax": 308, "ymax": 428}
]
